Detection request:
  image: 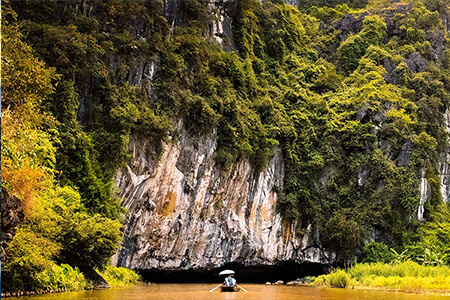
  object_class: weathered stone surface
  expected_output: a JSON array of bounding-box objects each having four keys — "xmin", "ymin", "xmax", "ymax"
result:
[
  {"xmin": 163, "ymin": 0, "xmax": 184, "ymax": 26},
  {"xmin": 114, "ymin": 127, "xmax": 336, "ymax": 271},
  {"xmin": 384, "ymin": 58, "xmax": 399, "ymax": 85},
  {"xmin": 396, "ymin": 139, "xmax": 413, "ymax": 167},
  {"xmin": 127, "ymin": 56, "xmax": 159, "ymax": 87},
  {"xmin": 440, "ymin": 108, "xmax": 450, "ymax": 203},
  {"xmin": 315, "ymin": 166, "xmax": 338, "ymax": 189},
  {"xmin": 442, "ymin": 13, "xmax": 450, "ymax": 33},
  {"xmin": 356, "ymin": 102, "xmax": 369, "ymax": 121},
  {"xmin": 406, "ymin": 52, "xmax": 428, "ymax": 73},
  {"xmin": 284, "ymin": 0, "xmax": 300, "ymax": 8},
  {"xmin": 418, "ymin": 177, "xmax": 431, "ymax": 221},
  {"xmin": 428, "ymin": 30, "xmax": 445, "ymax": 60},
  {"xmin": 358, "ymin": 165, "xmax": 369, "ymax": 187},
  {"xmin": 334, "ymin": 12, "xmax": 367, "ymax": 39},
  {"xmin": 373, "ymin": 102, "xmax": 391, "ymax": 125},
  {"xmin": 208, "ymin": 1, "xmax": 238, "ymax": 52}
]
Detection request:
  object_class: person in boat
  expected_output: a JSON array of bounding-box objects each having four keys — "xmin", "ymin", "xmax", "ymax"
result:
[{"xmin": 223, "ymin": 274, "xmax": 236, "ymax": 287}]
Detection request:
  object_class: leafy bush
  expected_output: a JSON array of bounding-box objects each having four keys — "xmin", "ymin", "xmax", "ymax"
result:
[
  {"xmin": 30, "ymin": 186, "xmax": 122, "ymax": 269},
  {"xmin": 3, "ymin": 228, "xmax": 60, "ymax": 292},
  {"xmin": 310, "ymin": 4, "xmax": 350, "ymax": 22},
  {"xmin": 36, "ymin": 264, "xmax": 89, "ymax": 292},
  {"xmin": 414, "ymin": 206, "xmax": 450, "ymax": 265},
  {"xmin": 338, "ymin": 15, "xmax": 386, "ymax": 73},
  {"xmin": 361, "ymin": 241, "xmax": 395, "ymax": 263},
  {"xmin": 329, "ymin": 270, "xmax": 351, "ymax": 288},
  {"xmin": 97, "ymin": 266, "xmax": 140, "ymax": 287},
  {"xmin": 314, "ymin": 270, "xmax": 351, "ymax": 288}
]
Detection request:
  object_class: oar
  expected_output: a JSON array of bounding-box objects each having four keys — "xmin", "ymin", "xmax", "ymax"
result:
[
  {"xmin": 209, "ymin": 284, "xmax": 222, "ymax": 292},
  {"xmin": 236, "ymin": 284, "xmax": 248, "ymax": 292}
]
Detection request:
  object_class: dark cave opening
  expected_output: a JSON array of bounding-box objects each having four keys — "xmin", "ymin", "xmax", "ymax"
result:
[{"xmin": 138, "ymin": 261, "xmax": 330, "ymax": 283}]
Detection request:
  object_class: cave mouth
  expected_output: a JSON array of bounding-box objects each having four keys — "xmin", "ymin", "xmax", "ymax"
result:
[{"xmin": 138, "ymin": 261, "xmax": 329, "ymax": 283}]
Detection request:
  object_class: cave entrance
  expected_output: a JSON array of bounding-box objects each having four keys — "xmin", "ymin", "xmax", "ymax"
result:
[{"xmin": 138, "ymin": 261, "xmax": 329, "ymax": 283}]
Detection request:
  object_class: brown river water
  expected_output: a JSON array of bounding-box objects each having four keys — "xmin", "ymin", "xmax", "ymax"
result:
[{"xmin": 9, "ymin": 284, "xmax": 450, "ymax": 300}]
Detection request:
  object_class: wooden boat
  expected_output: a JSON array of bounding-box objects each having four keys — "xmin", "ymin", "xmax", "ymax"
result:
[{"xmin": 221, "ymin": 285, "xmax": 238, "ymax": 292}]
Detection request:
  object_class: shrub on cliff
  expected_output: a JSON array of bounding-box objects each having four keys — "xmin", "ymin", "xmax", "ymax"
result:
[
  {"xmin": 361, "ymin": 241, "xmax": 395, "ymax": 263},
  {"xmin": 2, "ymin": 228, "xmax": 60, "ymax": 292},
  {"xmin": 338, "ymin": 15, "xmax": 386, "ymax": 73}
]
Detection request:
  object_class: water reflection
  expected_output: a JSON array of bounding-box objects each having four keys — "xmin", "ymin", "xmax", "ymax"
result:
[{"xmin": 10, "ymin": 284, "xmax": 450, "ymax": 300}]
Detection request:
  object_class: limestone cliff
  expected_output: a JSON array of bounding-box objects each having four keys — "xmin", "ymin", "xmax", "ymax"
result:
[
  {"xmin": 112, "ymin": 0, "xmax": 338, "ymax": 277},
  {"xmin": 114, "ymin": 128, "xmax": 335, "ymax": 272},
  {"xmin": 112, "ymin": 0, "xmax": 450, "ymax": 278}
]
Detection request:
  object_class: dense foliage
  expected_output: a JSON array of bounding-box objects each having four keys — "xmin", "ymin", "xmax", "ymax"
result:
[
  {"xmin": 3, "ymin": 0, "xmax": 450, "ymax": 292},
  {"xmin": 1, "ymin": 6, "xmax": 124, "ymax": 292}
]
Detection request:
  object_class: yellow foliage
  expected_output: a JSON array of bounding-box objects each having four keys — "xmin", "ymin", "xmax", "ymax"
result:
[
  {"xmin": 1, "ymin": 157, "xmax": 48, "ymax": 211},
  {"xmin": 1, "ymin": 109, "xmax": 54, "ymax": 211}
]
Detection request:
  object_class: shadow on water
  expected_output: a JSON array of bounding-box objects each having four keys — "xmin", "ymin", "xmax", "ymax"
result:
[{"xmin": 138, "ymin": 261, "xmax": 328, "ymax": 283}]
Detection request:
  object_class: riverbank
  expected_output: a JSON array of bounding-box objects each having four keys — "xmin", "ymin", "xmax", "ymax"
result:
[
  {"xmin": 1, "ymin": 266, "xmax": 140, "ymax": 298},
  {"xmin": 313, "ymin": 261, "xmax": 450, "ymax": 294}
]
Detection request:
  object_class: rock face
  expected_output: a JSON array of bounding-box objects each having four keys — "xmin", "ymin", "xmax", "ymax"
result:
[
  {"xmin": 114, "ymin": 128, "xmax": 335, "ymax": 272},
  {"xmin": 284, "ymin": 0, "xmax": 300, "ymax": 8},
  {"xmin": 111, "ymin": 0, "xmax": 448, "ymax": 278},
  {"xmin": 113, "ymin": 0, "xmax": 339, "ymax": 275},
  {"xmin": 440, "ymin": 108, "xmax": 450, "ymax": 203},
  {"xmin": 406, "ymin": 52, "xmax": 428, "ymax": 73},
  {"xmin": 334, "ymin": 12, "xmax": 367, "ymax": 38},
  {"xmin": 1, "ymin": 188, "xmax": 24, "ymax": 265}
]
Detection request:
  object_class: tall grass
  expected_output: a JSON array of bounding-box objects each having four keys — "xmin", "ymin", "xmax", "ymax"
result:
[
  {"xmin": 35, "ymin": 264, "xmax": 89, "ymax": 292},
  {"xmin": 348, "ymin": 261, "xmax": 450, "ymax": 292},
  {"xmin": 97, "ymin": 266, "xmax": 140, "ymax": 287},
  {"xmin": 314, "ymin": 270, "xmax": 351, "ymax": 288},
  {"xmin": 348, "ymin": 261, "xmax": 450, "ymax": 280},
  {"xmin": 315, "ymin": 261, "xmax": 450, "ymax": 293}
]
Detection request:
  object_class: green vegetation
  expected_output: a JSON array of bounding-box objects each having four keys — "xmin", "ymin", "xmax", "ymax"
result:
[
  {"xmin": 97, "ymin": 266, "xmax": 141, "ymax": 287},
  {"xmin": 361, "ymin": 241, "xmax": 395, "ymax": 264},
  {"xmin": 36, "ymin": 264, "xmax": 89, "ymax": 292},
  {"xmin": 1, "ymin": 5, "xmax": 132, "ymax": 293},
  {"xmin": 338, "ymin": 15, "xmax": 386, "ymax": 73},
  {"xmin": 315, "ymin": 261, "xmax": 450, "ymax": 292},
  {"xmin": 316, "ymin": 206, "xmax": 450, "ymax": 292},
  {"xmin": 310, "ymin": 4, "xmax": 351, "ymax": 22},
  {"xmin": 315, "ymin": 269, "xmax": 351, "ymax": 288},
  {"xmin": 3, "ymin": 0, "xmax": 450, "ymax": 293}
]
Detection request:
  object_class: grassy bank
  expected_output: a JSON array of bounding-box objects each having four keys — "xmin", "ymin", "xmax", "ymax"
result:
[
  {"xmin": 97, "ymin": 266, "xmax": 141, "ymax": 287},
  {"xmin": 2, "ymin": 265, "xmax": 139, "ymax": 297},
  {"xmin": 314, "ymin": 261, "xmax": 450, "ymax": 293}
]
